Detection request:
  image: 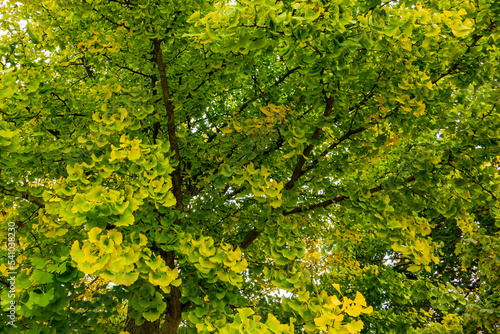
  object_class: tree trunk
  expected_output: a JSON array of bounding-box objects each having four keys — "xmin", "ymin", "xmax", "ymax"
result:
[
  {"xmin": 161, "ymin": 286, "xmax": 183, "ymax": 334},
  {"xmin": 124, "ymin": 306, "xmax": 160, "ymax": 334},
  {"xmin": 123, "ymin": 286, "xmax": 183, "ymax": 334},
  {"xmin": 124, "ymin": 249, "xmax": 183, "ymax": 334}
]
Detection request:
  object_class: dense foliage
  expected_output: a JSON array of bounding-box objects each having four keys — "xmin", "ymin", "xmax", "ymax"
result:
[{"xmin": 0, "ymin": 0, "xmax": 499, "ymax": 333}]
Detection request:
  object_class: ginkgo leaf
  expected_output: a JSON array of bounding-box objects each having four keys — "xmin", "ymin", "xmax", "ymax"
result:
[
  {"xmin": 146, "ymin": 255, "xmax": 163, "ymax": 270},
  {"xmin": 142, "ymin": 309, "xmax": 162, "ymax": 322},
  {"xmin": 383, "ymin": 25, "xmax": 400, "ymax": 36},
  {"xmin": 30, "ymin": 270, "xmax": 53, "ymax": 284},
  {"xmin": 230, "ymin": 259, "xmax": 248, "ymax": 273},
  {"xmin": 408, "ymin": 264, "xmax": 421, "ymax": 272},
  {"xmin": 88, "ymin": 227, "xmax": 102, "ymax": 243},
  {"xmin": 238, "ymin": 308, "xmax": 255, "ymax": 319},
  {"xmin": 314, "ymin": 314, "xmax": 331, "ymax": 328},
  {"xmin": 353, "ymin": 291, "xmax": 367, "ymax": 307},
  {"xmin": 346, "ymin": 320, "xmax": 364, "ymax": 333},
  {"xmin": 187, "ymin": 11, "xmax": 201, "ymax": 24},
  {"xmin": 265, "ymin": 314, "xmax": 282, "ymax": 333}
]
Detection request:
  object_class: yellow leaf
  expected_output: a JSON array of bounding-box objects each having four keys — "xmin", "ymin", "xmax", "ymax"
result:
[
  {"xmin": 260, "ymin": 106, "xmax": 274, "ymax": 117},
  {"xmin": 362, "ymin": 306, "xmax": 373, "ymax": 314},
  {"xmin": 408, "ymin": 264, "xmax": 421, "ymax": 272},
  {"xmin": 383, "ymin": 25, "xmax": 400, "ymax": 36},
  {"xmin": 230, "ymin": 259, "xmax": 248, "ymax": 273},
  {"xmin": 0, "ymin": 264, "xmax": 9, "ymax": 277},
  {"xmin": 162, "ymin": 192, "xmax": 177, "ymax": 207},
  {"xmin": 265, "ymin": 314, "xmax": 282, "ymax": 331},
  {"xmin": 88, "ymin": 227, "xmax": 102, "ymax": 243},
  {"xmin": 413, "ymin": 102, "xmax": 426, "ymax": 116},
  {"xmin": 146, "ymin": 255, "xmax": 163, "ymax": 270},
  {"xmin": 149, "ymin": 269, "xmax": 176, "ymax": 286},
  {"xmin": 270, "ymin": 198, "xmax": 282, "ymax": 208},
  {"xmin": 425, "ymin": 24, "xmax": 441, "ymax": 37},
  {"xmin": 379, "ymin": 106, "xmax": 389, "ymax": 116},
  {"xmin": 187, "ymin": 11, "xmax": 200, "ymax": 23},
  {"xmin": 103, "ymin": 86, "xmax": 112, "ymax": 101},
  {"xmin": 252, "ymin": 187, "xmax": 265, "ymax": 196},
  {"xmin": 314, "ymin": 314, "xmax": 331, "ymax": 329},
  {"xmin": 238, "ymin": 308, "xmax": 255, "ymax": 319},
  {"xmin": 345, "ymin": 303, "xmax": 362, "ymax": 317},
  {"xmin": 264, "ymin": 185, "xmax": 282, "ymax": 198},
  {"xmin": 331, "ymin": 295, "xmax": 342, "ymax": 306},
  {"xmin": 353, "ymin": 292, "xmax": 367, "ymax": 307},
  {"xmin": 451, "ymin": 27, "xmax": 470, "ymax": 38},
  {"xmin": 233, "ymin": 120, "xmax": 243, "ymax": 132},
  {"xmin": 346, "ymin": 320, "xmax": 364, "ymax": 333}
]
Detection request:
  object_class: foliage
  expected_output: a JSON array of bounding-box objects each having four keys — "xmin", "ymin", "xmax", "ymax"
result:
[{"xmin": 0, "ymin": 0, "xmax": 499, "ymax": 333}]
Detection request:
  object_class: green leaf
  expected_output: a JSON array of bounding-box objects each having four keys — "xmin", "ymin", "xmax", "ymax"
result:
[
  {"xmin": 187, "ymin": 11, "xmax": 200, "ymax": 24},
  {"xmin": 382, "ymin": 25, "xmax": 400, "ymax": 37},
  {"xmin": 265, "ymin": 314, "xmax": 281, "ymax": 333},
  {"xmin": 30, "ymin": 270, "xmax": 54, "ymax": 284},
  {"xmin": 346, "ymin": 320, "xmax": 364, "ymax": 333},
  {"xmin": 238, "ymin": 308, "xmax": 255, "ymax": 319}
]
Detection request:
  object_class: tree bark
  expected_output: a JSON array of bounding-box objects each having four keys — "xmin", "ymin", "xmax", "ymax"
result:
[
  {"xmin": 124, "ymin": 306, "xmax": 160, "ymax": 334},
  {"xmin": 161, "ymin": 286, "xmax": 183, "ymax": 334},
  {"xmin": 123, "ymin": 285, "xmax": 183, "ymax": 334},
  {"xmin": 123, "ymin": 38, "xmax": 185, "ymax": 334}
]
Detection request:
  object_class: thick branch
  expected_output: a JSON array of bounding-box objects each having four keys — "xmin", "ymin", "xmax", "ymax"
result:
[
  {"xmin": 239, "ymin": 228, "xmax": 262, "ymax": 250},
  {"xmin": 283, "ymin": 176, "xmax": 416, "ymax": 216},
  {"xmin": 152, "ymin": 41, "xmax": 185, "ymax": 333},
  {"xmin": 300, "ymin": 126, "xmax": 367, "ymax": 176},
  {"xmin": 0, "ymin": 184, "xmax": 45, "ymax": 208},
  {"xmin": 239, "ymin": 177, "xmax": 416, "ymax": 249},
  {"xmin": 274, "ymin": 66, "xmax": 300, "ymax": 86},
  {"xmin": 153, "ymin": 39, "xmax": 183, "ymax": 213},
  {"xmin": 284, "ymin": 96, "xmax": 335, "ymax": 190},
  {"xmin": 431, "ymin": 30, "xmax": 490, "ymax": 85}
]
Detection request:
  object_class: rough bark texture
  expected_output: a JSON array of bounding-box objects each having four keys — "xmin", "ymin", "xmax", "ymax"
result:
[
  {"xmin": 124, "ymin": 306, "xmax": 160, "ymax": 334},
  {"xmin": 161, "ymin": 286, "xmax": 183, "ymax": 334},
  {"xmin": 160, "ymin": 250, "xmax": 183, "ymax": 334},
  {"xmin": 124, "ymin": 320, "xmax": 160, "ymax": 334},
  {"xmin": 153, "ymin": 38, "xmax": 184, "ymax": 213},
  {"xmin": 123, "ymin": 38, "xmax": 185, "ymax": 334}
]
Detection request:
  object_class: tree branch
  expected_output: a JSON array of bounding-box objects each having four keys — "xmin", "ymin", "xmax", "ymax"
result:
[
  {"xmin": 239, "ymin": 177, "xmax": 416, "ymax": 250},
  {"xmin": 239, "ymin": 228, "xmax": 263, "ymax": 250},
  {"xmin": 101, "ymin": 53, "xmax": 150, "ymax": 77},
  {"xmin": 300, "ymin": 126, "xmax": 367, "ymax": 177},
  {"xmin": 283, "ymin": 176, "xmax": 415, "ymax": 216},
  {"xmin": 153, "ymin": 39, "xmax": 184, "ymax": 213},
  {"xmin": 274, "ymin": 66, "xmax": 300, "ymax": 86},
  {"xmin": 284, "ymin": 96, "xmax": 335, "ymax": 190},
  {"xmin": 0, "ymin": 184, "xmax": 45, "ymax": 208}
]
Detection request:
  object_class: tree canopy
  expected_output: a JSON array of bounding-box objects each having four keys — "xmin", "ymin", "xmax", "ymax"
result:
[{"xmin": 0, "ymin": 0, "xmax": 499, "ymax": 333}]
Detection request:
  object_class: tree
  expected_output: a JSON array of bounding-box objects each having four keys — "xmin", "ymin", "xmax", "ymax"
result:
[{"xmin": 0, "ymin": 0, "xmax": 499, "ymax": 333}]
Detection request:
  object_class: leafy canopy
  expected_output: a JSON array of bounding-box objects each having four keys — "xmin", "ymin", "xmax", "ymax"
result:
[{"xmin": 0, "ymin": 0, "xmax": 499, "ymax": 333}]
